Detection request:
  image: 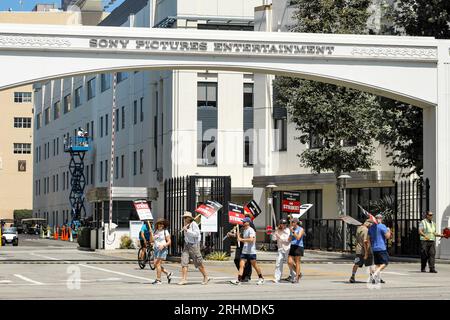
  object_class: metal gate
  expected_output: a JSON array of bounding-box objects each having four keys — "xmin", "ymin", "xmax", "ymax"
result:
[
  {"xmin": 164, "ymin": 175, "xmax": 231, "ymax": 256},
  {"xmin": 393, "ymin": 178, "xmax": 430, "ymax": 256}
]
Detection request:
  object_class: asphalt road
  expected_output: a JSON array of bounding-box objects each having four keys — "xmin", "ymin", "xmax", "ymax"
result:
[{"xmin": 1, "ymin": 236, "xmax": 450, "ymax": 300}]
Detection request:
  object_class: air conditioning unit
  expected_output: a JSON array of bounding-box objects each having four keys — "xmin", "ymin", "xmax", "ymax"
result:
[{"xmin": 156, "ymin": 167, "xmax": 163, "ymax": 182}]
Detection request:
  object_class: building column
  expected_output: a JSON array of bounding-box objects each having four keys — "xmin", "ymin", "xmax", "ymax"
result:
[{"xmin": 424, "ymin": 42, "xmax": 450, "ymax": 259}]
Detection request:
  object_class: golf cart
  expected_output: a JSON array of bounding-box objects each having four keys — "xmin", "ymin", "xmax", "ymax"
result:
[
  {"xmin": 21, "ymin": 218, "xmax": 47, "ymax": 235},
  {"xmin": 2, "ymin": 227, "xmax": 18, "ymax": 246}
]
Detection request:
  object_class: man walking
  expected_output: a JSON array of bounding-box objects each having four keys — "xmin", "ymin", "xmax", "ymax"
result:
[
  {"xmin": 368, "ymin": 214, "xmax": 391, "ymax": 284},
  {"xmin": 231, "ymin": 217, "xmax": 265, "ymax": 285},
  {"xmin": 178, "ymin": 211, "xmax": 209, "ymax": 285},
  {"xmin": 272, "ymin": 218, "xmax": 293, "ymax": 283},
  {"xmin": 349, "ymin": 219, "xmax": 374, "ymax": 283},
  {"xmin": 419, "ymin": 211, "xmax": 445, "ymax": 273}
]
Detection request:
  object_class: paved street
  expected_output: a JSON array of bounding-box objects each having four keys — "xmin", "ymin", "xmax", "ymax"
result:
[{"xmin": 1, "ymin": 236, "xmax": 450, "ymax": 300}]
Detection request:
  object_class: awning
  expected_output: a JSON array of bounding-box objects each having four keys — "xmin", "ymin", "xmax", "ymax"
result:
[{"xmin": 86, "ymin": 187, "xmax": 158, "ymax": 202}]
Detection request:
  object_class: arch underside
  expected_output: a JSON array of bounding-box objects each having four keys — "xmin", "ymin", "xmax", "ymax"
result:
[{"xmin": 0, "ymin": 51, "xmax": 437, "ymax": 108}]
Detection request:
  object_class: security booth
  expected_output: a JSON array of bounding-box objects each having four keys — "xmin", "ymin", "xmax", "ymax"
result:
[{"xmin": 86, "ymin": 187, "xmax": 158, "ymax": 250}]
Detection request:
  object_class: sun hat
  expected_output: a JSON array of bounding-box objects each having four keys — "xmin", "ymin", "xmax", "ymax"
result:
[{"xmin": 182, "ymin": 211, "xmax": 193, "ymax": 219}]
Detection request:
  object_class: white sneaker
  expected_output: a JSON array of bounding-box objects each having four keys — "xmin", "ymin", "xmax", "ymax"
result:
[
  {"xmin": 257, "ymin": 278, "xmax": 265, "ymax": 285},
  {"xmin": 230, "ymin": 280, "xmax": 241, "ymax": 285},
  {"xmin": 272, "ymin": 279, "xmax": 280, "ymax": 284}
]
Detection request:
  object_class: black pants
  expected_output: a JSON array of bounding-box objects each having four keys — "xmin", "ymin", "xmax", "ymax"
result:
[
  {"xmin": 234, "ymin": 245, "xmax": 252, "ymax": 280},
  {"xmin": 421, "ymin": 240, "xmax": 436, "ymax": 270}
]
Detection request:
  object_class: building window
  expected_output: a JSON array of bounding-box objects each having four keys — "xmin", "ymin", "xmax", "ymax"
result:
[
  {"xmin": 117, "ymin": 72, "xmax": 129, "ymax": 83},
  {"xmin": 87, "ymin": 78, "xmax": 96, "ymax": 100},
  {"xmin": 14, "ymin": 117, "xmax": 32, "ymax": 128},
  {"xmin": 105, "ymin": 114, "xmax": 109, "ymax": 136},
  {"xmin": 133, "ymin": 151, "xmax": 137, "ymax": 176},
  {"xmin": 74, "ymin": 87, "xmax": 82, "ymax": 108},
  {"xmin": 197, "ymin": 82, "xmax": 218, "ymax": 166},
  {"xmin": 44, "ymin": 107, "xmax": 50, "ymax": 125},
  {"xmin": 14, "ymin": 92, "xmax": 32, "ymax": 103},
  {"xmin": 90, "ymin": 120, "xmax": 94, "ymax": 140},
  {"xmin": 197, "ymin": 82, "xmax": 217, "ymax": 108},
  {"xmin": 115, "ymin": 108, "xmax": 120, "ymax": 132},
  {"xmin": 140, "ymin": 97, "xmax": 144, "ymax": 122},
  {"xmin": 121, "ymin": 155, "xmax": 124, "ymax": 178},
  {"xmin": 100, "ymin": 116, "xmax": 104, "ymax": 138},
  {"xmin": 90, "ymin": 163, "xmax": 94, "ymax": 185},
  {"xmin": 139, "ymin": 149, "xmax": 144, "ymax": 174},
  {"xmin": 53, "ymin": 101, "xmax": 61, "ymax": 120},
  {"xmin": 115, "ymin": 156, "xmax": 119, "ymax": 179},
  {"xmin": 101, "ymin": 73, "xmax": 111, "ymax": 92},
  {"xmin": 64, "ymin": 94, "xmax": 72, "ymax": 113},
  {"xmin": 243, "ymin": 83, "xmax": 254, "ymax": 166},
  {"xmin": 105, "ymin": 159, "xmax": 108, "ymax": 182},
  {"xmin": 274, "ymin": 118, "xmax": 287, "ymax": 151},
  {"xmin": 133, "ymin": 100, "xmax": 137, "ymax": 125},
  {"xmin": 122, "ymin": 106, "xmax": 125, "ymax": 130},
  {"xmin": 36, "ymin": 113, "xmax": 41, "ymax": 130},
  {"xmin": 18, "ymin": 160, "xmax": 26, "ymax": 172},
  {"xmin": 13, "ymin": 143, "xmax": 31, "ymax": 154},
  {"xmin": 100, "ymin": 161, "xmax": 103, "ymax": 183}
]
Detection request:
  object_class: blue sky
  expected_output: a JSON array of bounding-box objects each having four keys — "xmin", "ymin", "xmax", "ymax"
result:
[{"xmin": 0, "ymin": 0, "xmax": 125, "ymax": 12}]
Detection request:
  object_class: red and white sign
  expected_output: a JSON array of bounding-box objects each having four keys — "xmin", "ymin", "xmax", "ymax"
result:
[
  {"xmin": 266, "ymin": 225, "xmax": 273, "ymax": 235},
  {"xmin": 133, "ymin": 200, "xmax": 153, "ymax": 221},
  {"xmin": 282, "ymin": 192, "xmax": 301, "ymax": 213},
  {"xmin": 195, "ymin": 200, "xmax": 222, "ymax": 219},
  {"xmin": 228, "ymin": 202, "xmax": 245, "ymax": 225}
]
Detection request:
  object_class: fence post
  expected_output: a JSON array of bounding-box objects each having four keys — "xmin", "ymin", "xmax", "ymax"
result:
[{"xmin": 394, "ymin": 181, "xmax": 398, "ymax": 255}]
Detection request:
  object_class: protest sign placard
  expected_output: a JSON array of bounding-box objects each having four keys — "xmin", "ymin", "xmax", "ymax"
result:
[
  {"xmin": 291, "ymin": 204, "xmax": 314, "ymax": 219},
  {"xmin": 133, "ymin": 200, "xmax": 153, "ymax": 221},
  {"xmin": 201, "ymin": 212, "xmax": 218, "ymax": 233},
  {"xmin": 282, "ymin": 192, "xmax": 301, "ymax": 213},
  {"xmin": 244, "ymin": 200, "xmax": 262, "ymax": 220},
  {"xmin": 341, "ymin": 215, "xmax": 362, "ymax": 226},
  {"xmin": 228, "ymin": 202, "xmax": 245, "ymax": 225},
  {"xmin": 195, "ymin": 200, "xmax": 223, "ymax": 219}
]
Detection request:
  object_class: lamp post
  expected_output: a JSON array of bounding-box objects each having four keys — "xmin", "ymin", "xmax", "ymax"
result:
[
  {"xmin": 338, "ymin": 174, "xmax": 351, "ymax": 251},
  {"xmin": 266, "ymin": 184, "xmax": 278, "ymax": 250}
]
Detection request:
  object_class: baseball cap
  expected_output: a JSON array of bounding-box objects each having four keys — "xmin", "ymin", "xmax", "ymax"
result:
[
  {"xmin": 291, "ymin": 218, "xmax": 299, "ymax": 224},
  {"xmin": 279, "ymin": 219, "xmax": 288, "ymax": 225},
  {"xmin": 242, "ymin": 217, "xmax": 251, "ymax": 223},
  {"xmin": 375, "ymin": 214, "xmax": 383, "ymax": 219}
]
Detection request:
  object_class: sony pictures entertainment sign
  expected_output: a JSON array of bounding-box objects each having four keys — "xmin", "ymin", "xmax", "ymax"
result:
[{"xmin": 89, "ymin": 38, "xmax": 336, "ymax": 56}]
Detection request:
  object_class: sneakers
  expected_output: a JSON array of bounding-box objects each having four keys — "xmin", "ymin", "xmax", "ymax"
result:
[
  {"xmin": 152, "ymin": 279, "xmax": 162, "ymax": 285},
  {"xmin": 349, "ymin": 276, "xmax": 356, "ymax": 283},
  {"xmin": 202, "ymin": 277, "xmax": 210, "ymax": 285},
  {"xmin": 257, "ymin": 278, "xmax": 265, "ymax": 285},
  {"xmin": 166, "ymin": 272, "xmax": 173, "ymax": 284},
  {"xmin": 430, "ymin": 269, "xmax": 438, "ymax": 273},
  {"xmin": 272, "ymin": 279, "xmax": 280, "ymax": 284},
  {"xmin": 177, "ymin": 280, "xmax": 188, "ymax": 285},
  {"xmin": 421, "ymin": 269, "xmax": 426, "ymax": 273},
  {"xmin": 283, "ymin": 276, "xmax": 292, "ymax": 282},
  {"xmin": 230, "ymin": 280, "xmax": 241, "ymax": 285}
]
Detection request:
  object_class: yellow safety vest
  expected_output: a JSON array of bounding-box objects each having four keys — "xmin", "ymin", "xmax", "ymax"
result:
[{"xmin": 420, "ymin": 219, "xmax": 436, "ymax": 241}]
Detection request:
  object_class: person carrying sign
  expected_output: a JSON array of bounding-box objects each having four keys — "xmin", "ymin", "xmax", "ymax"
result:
[
  {"xmin": 139, "ymin": 220, "xmax": 152, "ymax": 261},
  {"xmin": 272, "ymin": 218, "xmax": 293, "ymax": 283},
  {"xmin": 287, "ymin": 218, "xmax": 305, "ymax": 283},
  {"xmin": 231, "ymin": 217, "xmax": 265, "ymax": 285},
  {"xmin": 419, "ymin": 211, "xmax": 445, "ymax": 273},
  {"xmin": 368, "ymin": 214, "xmax": 391, "ymax": 284},
  {"xmin": 178, "ymin": 211, "xmax": 210, "ymax": 285},
  {"xmin": 227, "ymin": 210, "xmax": 255, "ymax": 282},
  {"xmin": 150, "ymin": 218, "xmax": 173, "ymax": 285},
  {"xmin": 349, "ymin": 219, "xmax": 374, "ymax": 283}
]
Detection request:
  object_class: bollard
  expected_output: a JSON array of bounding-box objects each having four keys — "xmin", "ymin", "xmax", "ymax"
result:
[{"xmin": 69, "ymin": 227, "xmax": 73, "ymax": 242}]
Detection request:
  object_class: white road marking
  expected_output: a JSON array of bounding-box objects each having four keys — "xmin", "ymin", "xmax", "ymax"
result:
[
  {"xmin": 0, "ymin": 280, "xmax": 12, "ymax": 284},
  {"xmin": 382, "ymin": 271, "xmax": 408, "ymax": 276},
  {"xmin": 14, "ymin": 274, "xmax": 44, "ymax": 285}
]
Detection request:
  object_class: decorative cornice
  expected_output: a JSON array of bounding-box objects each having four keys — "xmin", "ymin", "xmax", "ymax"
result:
[
  {"xmin": 0, "ymin": 36, "xmax": 71, "ymax": 48},
  {"xmin": 351, "ymin": 46, "xmax": 437, "ymax": 59}
]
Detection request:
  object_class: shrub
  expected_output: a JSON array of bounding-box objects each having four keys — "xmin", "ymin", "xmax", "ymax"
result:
[
  {"xmin": 120, "ymin": 235, "xmax": 133, "ymax": 249},
  {"xmin": 205, "ymin": 251, "xmax": 230, "ymax": 261}
]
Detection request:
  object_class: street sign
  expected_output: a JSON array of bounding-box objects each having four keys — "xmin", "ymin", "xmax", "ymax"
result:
[
  {"xmin": 228, "ymin": 202, "xmax": 245, "ymax": 225},
  {"xmin": 133, "ymin": 200, "xmax": 153, "ymax": 221}
]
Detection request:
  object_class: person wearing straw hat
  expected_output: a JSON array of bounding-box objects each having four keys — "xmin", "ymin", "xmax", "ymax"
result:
[
  {"xmin": 150, "ymin": 218, "xmax": 173, "ymax": 285},
  {"xmin": 178, "ymin": 211, "xmax": 210, "ymax": 285}
]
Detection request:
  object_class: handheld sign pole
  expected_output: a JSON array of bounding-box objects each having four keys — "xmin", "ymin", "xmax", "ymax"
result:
[{"xmin": 236, "ymin": 224, "xmax": 240, "ymax": 248}]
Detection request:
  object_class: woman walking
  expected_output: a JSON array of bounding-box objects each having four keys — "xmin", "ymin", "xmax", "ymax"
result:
[
  {"xmin": 150, "ymin": 218, "xmax": 173, "ymax": 285},
  {"xmin": 287, "ymin": 218, "xmax": 305, "ymax": 283}
]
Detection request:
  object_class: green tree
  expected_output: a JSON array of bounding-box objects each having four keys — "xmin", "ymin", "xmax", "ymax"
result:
[{"xmin": 275, "ymin": 0, "xmax": 379, "ymax": 216}]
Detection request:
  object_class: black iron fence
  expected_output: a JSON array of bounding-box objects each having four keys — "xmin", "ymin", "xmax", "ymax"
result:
[
  {"xmin": 393, "ymin": 178, "xmax": 429, "ymax": 256},
  {"xmin": 164, "ymin": 175, "xmax": 231, "ymax": 256}
]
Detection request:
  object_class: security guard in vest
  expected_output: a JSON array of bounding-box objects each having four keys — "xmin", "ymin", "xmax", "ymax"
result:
[{"xmin": 419, "ymin": 211, "xmax": 444, "ymax": 273}]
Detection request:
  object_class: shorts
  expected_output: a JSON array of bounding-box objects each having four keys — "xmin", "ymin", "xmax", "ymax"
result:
[
  {"xmin": 181, "ymin": 243, "xmax": 204, "ymax": 268},
  {"xmin": 140, "ymin": 239, "xmax": 148, "ymax": 247},
  {"xmin": 154, "ymin": 248, "xmax": 168, "ymax": 260},
  {"xmin": 289, "ymin": 245, "xmax": 304, "ymax": 257},
  {"xmin": 240, "ymin": 254, "xmax": 257, "ymax": 261},
  {"xmin": 354, "ymin": 254, "xmax": 374, "ymax": 267},
  {"xmin": 373, "ymin": 250, "xmax": 389, "ymax": 265}
]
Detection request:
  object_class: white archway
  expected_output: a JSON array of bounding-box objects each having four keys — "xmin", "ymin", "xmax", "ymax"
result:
[{"xmin": 1, "ymin": 23, "xmax": 450, "ymax": 257}]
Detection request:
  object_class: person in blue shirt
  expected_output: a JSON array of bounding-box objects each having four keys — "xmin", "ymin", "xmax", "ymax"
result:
[
  {"xmin": 368, "ymin": 214, "xmax": 391, "ymax": 284},
  {"xmin": 287, "ymin": 218, "xmax": 305, "ymax": 284},
  {"xmin": 139, "ymin": 220, "xmax": 152, "ymax": 261}
]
